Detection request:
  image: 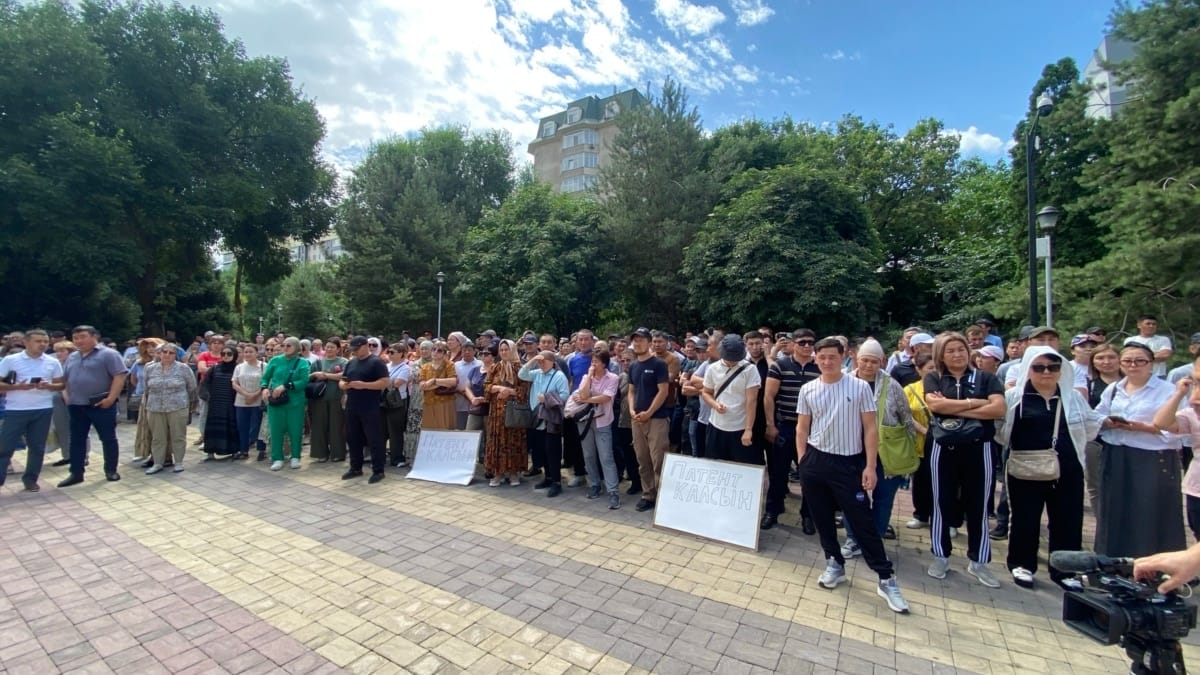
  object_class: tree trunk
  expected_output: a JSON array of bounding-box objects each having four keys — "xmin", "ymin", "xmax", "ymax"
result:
[{"xmin": 233, "ymin": 261, "xmax": 245, "ymax": 335}]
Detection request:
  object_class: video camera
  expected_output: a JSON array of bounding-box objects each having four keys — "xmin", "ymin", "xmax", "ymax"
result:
[{"xmin": 1050, "ymin": 551, "xmax": 1196, "ymax": 675}]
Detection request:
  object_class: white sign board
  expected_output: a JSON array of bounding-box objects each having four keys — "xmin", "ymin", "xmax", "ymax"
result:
[
  {"xmin": 653, "ymin": 454, "xmax": 765, "ymax": 551},
  {"xmin": 406, "ymin": 430, "xmax": 481, "ymax": 486}
]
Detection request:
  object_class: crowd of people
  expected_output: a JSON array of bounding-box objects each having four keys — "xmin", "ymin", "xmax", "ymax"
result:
[{"xmin": 1, "ymin": 315, "xmax": 1198, "ymax": 617}]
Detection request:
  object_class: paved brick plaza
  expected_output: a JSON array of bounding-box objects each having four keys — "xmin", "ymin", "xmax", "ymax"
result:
[{"xmin": 1, "ymin": 423, "xmax": 1195, "ymax": 674}]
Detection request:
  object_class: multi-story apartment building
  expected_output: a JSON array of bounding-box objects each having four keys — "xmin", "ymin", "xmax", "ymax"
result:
[
  {"xmin": 1084, "ymin": 35, "xmax": 1136, "ymax": 120},
  {"xmin": 213, "ymin": 234, "xmax": 345, "ymax": 272},
  {"xmin": 527, "ymin": 88, "xmax": 647, "ymax": 193}
]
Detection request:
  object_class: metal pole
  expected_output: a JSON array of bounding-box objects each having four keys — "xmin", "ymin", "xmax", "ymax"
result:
[
  {"xmin": 1026, "ymin": 120, "xmax": 1039, "ymax": 327},
  {"xmin": 1045, "ymin": 236, "xmax": 1053, "ymax": 327},
  {"xmin": 436, "ymin": 283, "xmax": 443, "ymax": 339}
]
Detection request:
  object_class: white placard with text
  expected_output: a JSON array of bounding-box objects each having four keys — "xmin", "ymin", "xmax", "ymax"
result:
[
  {"xmin": 406, "ymin": 430, "xmax": 480, "ymax": 486},
  {"xmin": 653, "ymin": 454, "xmax": 764, "ymax": 550}
]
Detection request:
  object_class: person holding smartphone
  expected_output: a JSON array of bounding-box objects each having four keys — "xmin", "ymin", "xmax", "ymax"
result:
[{"xmin": 0, "ymin": 329, "xmax": 65, "ymax": 492}]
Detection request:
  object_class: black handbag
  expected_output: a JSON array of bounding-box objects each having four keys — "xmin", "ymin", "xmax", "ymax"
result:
[
  {"xmin": 504, "ymin": 399, "xmax": 535, "ymax": 429},
  {"xmin": 267, "ymin": 357, "xmax": 301, "ymax": 407},
  {"xmin": 304, "ymin": 381, "xmax": 327, "ymax": 400},
  {"xmin": 929, "ymin": 416, "xmax": 986, "ymax": 445}
]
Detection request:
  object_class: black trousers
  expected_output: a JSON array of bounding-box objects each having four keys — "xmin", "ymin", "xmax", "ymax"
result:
[
  {"xmin": 530, "ymin": 428, "xmax": 563, "ymax": 484},
  {"xmin": 382, "ymin": 401, "xmax": 409, "ymax": 465},
  {"xmin": 704, "ymin": 426, "xmax": 765, "ymax": 465},
  {"xmin": 1006, "ymin": 449, "xmax": 1084, "ymax": 580},
  {"xmin": 346, "ymin": 407, "xmax": 386, "ymax": 475},
  {"xmin": 911, "ymin": 442, "xmax": 933, "ymax": 521},
  {"xmin": 765, "ymin": 422, "xmax": 796, "ymax": 517},
  {"xmin": 799, "ymin": 448, "xmax": 893, "ymax": 578},
  {"xmin": 527, "ymin": 424, "xmax": 541, "ymax": 471},
  {"xmin": 930, "ymin": 439, "xmax": 993, "ymax": 563},
  {"xmin": 562, "ymin": 417, "xmax": 585, "ymax": 476}
]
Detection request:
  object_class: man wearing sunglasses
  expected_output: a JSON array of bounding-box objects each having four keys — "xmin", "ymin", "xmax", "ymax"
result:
[{"xmin": 762, "ymin": 328, "xmax": 820, "ymax": 533}]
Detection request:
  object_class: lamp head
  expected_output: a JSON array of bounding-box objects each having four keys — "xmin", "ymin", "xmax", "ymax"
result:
[
  {"xmin": 1037, "ymin": 205, "xmax": 1062, "ymax": 233},
  {"xmin": 1036, "ymin": 90, "xmax": 1054, "ymax": 117},
  {"xmin": 436, "ymin": 271, "xmax": 446, "ymax": 284}
]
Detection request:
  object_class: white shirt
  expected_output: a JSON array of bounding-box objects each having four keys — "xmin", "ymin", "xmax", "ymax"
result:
[
  {"xmin": 702, "ymin": 360, "xmax": 761, "ymax": 433},
  {"xmin": 1072, "ymin": 359, "xmax": 1089, "ymax": 392},
  {"xmin": 694, "ymin": 360, "xmax": 713, "ymax": 424},
  {"xmin": 795, "ymin": 375, "xmax": 876, "ymax": 456},
  {"xmin": 1125, "ymin": 334, "xmax": 1172, "ymax": 378},
  {"xmin": 1095, "ymin": 376, "xmax": 1181, "ymax": 451},
  {"xmin": 0, "ymin": 352, "xmax": 63, "ymax": 411}
]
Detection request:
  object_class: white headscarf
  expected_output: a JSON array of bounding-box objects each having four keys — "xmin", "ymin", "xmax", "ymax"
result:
[{"xmin": 997, "ymin": 345, "xmax": 1099, "ymax": 466}]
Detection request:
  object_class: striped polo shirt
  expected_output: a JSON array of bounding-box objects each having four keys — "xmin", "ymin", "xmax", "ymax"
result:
[
  {"xmin": 795, "ymin": 374, "xmax": 876, "ymax": 455},
  {"xmin": 767, "ymin": 355, "xmax": 820, "ymax": 424}
]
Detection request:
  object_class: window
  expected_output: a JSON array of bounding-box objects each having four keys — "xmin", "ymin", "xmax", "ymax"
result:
[
  {"xmin": 566, "ymin": 107, "xmax": 582, "ymax": 124},
  {"xmin": 541, "ymin": 121, "xmax": 556, "ymax": 138},
  {"xmin": 561, "ymin": 129, "xmax": 599, "ymax": 149},
  {"xmin": 605, "ymin": 101, "xmax": 620, "ymax": 119},
  {"xmin": 290, "ymin": 245, "xmax": 306, "ymax": 263},
  {"xmin": 561, "ymin": 152, "xmax": 599, "ymax": 172},
  {"xmin": 561, "ymin": 174, "xmax": 598, "ymax": 193}
]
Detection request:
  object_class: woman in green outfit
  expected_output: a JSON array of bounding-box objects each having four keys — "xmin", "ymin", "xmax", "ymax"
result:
[
  {"xmin": 308, "ymin": 337, "xmax": 347, "ymax": 462},
  {"xmin": 260, "ymin": 336, "xmax": 310, "ymax": 471}
]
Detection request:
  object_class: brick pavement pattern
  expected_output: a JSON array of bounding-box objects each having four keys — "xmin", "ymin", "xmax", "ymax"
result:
[{"xmin": 1, "ymin": 422, "xmax": 1196, "ymax": 674}]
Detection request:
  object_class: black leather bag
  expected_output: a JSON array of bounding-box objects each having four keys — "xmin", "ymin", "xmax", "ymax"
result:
[
  {"xmin": 504, "ymin": 399, "xmax": 535, "ymax": 429},
  {"xmin": 304, "ymin": 381, "xmax": 327, "ymax": 400}
]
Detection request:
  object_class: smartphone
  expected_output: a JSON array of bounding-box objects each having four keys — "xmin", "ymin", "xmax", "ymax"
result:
[
  {"xmin": 1108, "ymin": 415, "xmax": 1129, "ymax": 425},
  {"xmin": 3, "ymin": 371, "xmax": 15, "ymax": 385},
  {"xmin": 29, "ymin": 377, "xmax": 42, "ymax": 384}
]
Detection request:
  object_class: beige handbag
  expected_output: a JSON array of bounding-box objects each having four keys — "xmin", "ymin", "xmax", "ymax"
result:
[{"xmin": 1007, "ymin": 398, "xmax": 1062, "ymax": 481}]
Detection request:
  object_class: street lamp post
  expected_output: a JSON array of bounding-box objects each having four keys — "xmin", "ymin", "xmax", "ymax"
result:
[
  {"xmin": 257, "ymin": 316, "xmax": 263, "ymax": 335},
  {"xmin": 1035, "ymin": 206, "xmax": 1062, "ymax": 327},
  {"xmin": 1026, "ymin": 90, "xmax": 1054, "ymax": 327},
  {"xmin": 276, "ymin": 304, "xmax": 283, "ymax": 332},
  {"xmin": 435, "ymin": 271, "xmax": 445, "ymax": 339}
]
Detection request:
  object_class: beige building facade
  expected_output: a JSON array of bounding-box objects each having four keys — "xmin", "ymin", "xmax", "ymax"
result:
[{"xmin": 527, "ymin": 88, "xmax": 647, "ymax": 193}]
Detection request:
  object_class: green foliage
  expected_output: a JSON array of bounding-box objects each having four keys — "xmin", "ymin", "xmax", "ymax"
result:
[
  {"xmin": 599, "ymin": 78, "xmax": 716, "ymax": 329},
  {"xmin": 276, "ymin": 264, "xmax": 345, "ymax": 338},
  {"xmin": 336, "ymin": 126, "xmax": 515, "ymax": 336},
  {"xmin": 458, "ymin": 183, "xmax": 612, "ymax": 336},
  {"xmin": 681, "ymin": 166, "xmax": 880, "ymax": 335},
  {"xmin": 0, "ymin": 0, "xmax": 332, "ymax": 338}
]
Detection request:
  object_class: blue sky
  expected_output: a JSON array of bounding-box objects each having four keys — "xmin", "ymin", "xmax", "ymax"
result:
[{"xmin": 192, "ymin": 0, "xmax": 1115, "ymax": 172}]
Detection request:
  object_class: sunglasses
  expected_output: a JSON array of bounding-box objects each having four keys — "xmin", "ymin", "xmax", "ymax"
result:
[
  {"xmin": 1029, "ymin": 363, "xmax": 1063, "ymax": 373},
  {"xmin": 385, "ymin": 349, "xmax": 396, "ymax": 354},
  {"xmin": 221, "ymin": 351, "xmax": 235, "ymax": 356},
  {"xmin": 1120, "ymin": 358, "xmax": 1151, "ymax": 367},
  {"xmin": 794, "ymin": 340, "xmax": 815, "ymax": 346},
  {"xmin": 434, "ymin": 348, "xmax": 447, "ymax": 353}
]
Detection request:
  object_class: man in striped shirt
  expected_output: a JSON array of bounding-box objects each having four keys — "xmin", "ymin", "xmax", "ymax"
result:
[
  {"xmin": 762, "ymin": 328, "xmax": 820, "ymax": 532},
  {"xmin": 796, "ymin": 337, "xmax": 910, "ymax": 613}
]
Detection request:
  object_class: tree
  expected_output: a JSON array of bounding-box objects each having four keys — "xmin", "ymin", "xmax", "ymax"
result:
[
  {"xmin": 275, "ymin": 264, "xmax": 345, "ymax": 338},
  {"xmin": 336, "ymin": 127, "xmax": 515, "ymax": 336},
  {"xmin": 599, "ymin": 78, "xmax": 716, "ymax": 329},
  {"xmin": 1059, "ymin": 0, "xmax": 1200, "ymax": 341},
  {"xmin": 457, "ymin": 183, "xmax": 612, "ymax": 336},
  {"xmin": 0, "ymin": 1, "xmax": 333, "ymax": 337},
  {"xmin": 681, "ymin": 166, "xmax": 880, "ymax": 335}
]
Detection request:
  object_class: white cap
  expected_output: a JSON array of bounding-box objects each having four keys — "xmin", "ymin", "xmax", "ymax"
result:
[
  {"xmin": 978, "ymin": 345, "xmax": 1004, "ymax": 362},
  {"xmin": 909, "ymin": 332, "xmax": 934, "ymax": 347}
]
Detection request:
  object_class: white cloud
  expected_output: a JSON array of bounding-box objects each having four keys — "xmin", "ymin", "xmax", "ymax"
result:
[
  {"xmin": 184, "ymin": 0, "xmax": 759, "ymax": 172},
  {"xmin": 729, "ymin": 0, "xmax": 773, "ymax": 26},
  {"xmin": 823, "ymin": 49, "xmax": 861, "ymax": 61},
  {"xmin": 944, "ymin": 126, "xmax": 1014, "ymax": 156},
  {"xmin": 746, "ymin": 42, "xmax": 757, "ymax": 52},
  {"xmin": 653, "ymin": 0, "xmax": 726, "ymax": 36}
]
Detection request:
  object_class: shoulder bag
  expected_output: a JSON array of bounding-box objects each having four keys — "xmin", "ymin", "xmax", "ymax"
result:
[
  {"xmin": 929, "ymin": 369, "xmax": 987, "ymax": 446},
  {"xmin": 713, "ymin": 363, "xmax": 750, "ymax": 402},
  {"xmin": 268, "ymin": 358, "xmax": 301, "ymax": 407},
  {"xmin": 875, "ymin": 377, "xmax": 919, "ymax": 476},
  {"xmin": 1007, "ymin": 398, "xmax": 1062, "ymax": 481}
]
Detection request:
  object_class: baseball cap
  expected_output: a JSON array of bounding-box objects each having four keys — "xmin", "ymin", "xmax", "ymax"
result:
[
  {"xmin": 977, "ymin": 345, "xmax": 1004, "ymax": 362},
  {"xmin": 478, "ymin": 329, "xmax": 496, "ymax": 338},
  {"xmin": 1018, "ymin": 325, "xmax": 1036, "ymax": 340},
  {"xmin": 1085, "ymin": 326, "xmax": 1106, "ymax": 336},
  {"xmin": 1029, "ymin": 326, "xmax": 1059, "ymax": 339},
  {"xmin": 629, "ymin": 327, "xmax": 652, "ymax": 340},
  {"xmin": 348, "ymin": 335, "xmax": 369, "ymax": 349},
  {"xmin": 1071, "ymin": 334, "xmax": 1098, "ymax": 347},
  {"xmin": 909, "ymin": 332, "xmax": 934, "ymax": 347},
  {"xmin": 688, "ymin": 335, "xmax": 708, "ymax": 349},
  {"xmin": 1191, "ymin": 332, "xmax": 1200, "ymax": 345},
  {"xmin": 520, "ymin": 335, "xmax": 537, "ymax": 344},
  {"xmin": 976, "ymin": 318, "xmax": 996, "ymax": 329}
]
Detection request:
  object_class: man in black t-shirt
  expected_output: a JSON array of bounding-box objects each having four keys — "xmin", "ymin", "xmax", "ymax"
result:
[
  {"xmin": 340, "ymin": 336, "xmax": 391, "ymax": 483},
  {"xmin": 627, "ymin": 327, "xmax": 669, "ymax": 512},
  {"xmin": 762, "ymin": 328, "xmax": 821, "ymax": 531}
]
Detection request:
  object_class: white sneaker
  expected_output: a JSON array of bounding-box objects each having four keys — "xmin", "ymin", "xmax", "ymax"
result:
[
  {"xmin": 567, "ymin": 476, "xmax": 586, "ymax": 487},
  {"xmin": 949, "ymin": 527, "xmax": 959, "ymax": 538},
  {"xmin": 927, "ymin": 556, "xmax": 950, "ymax": 579},
  {"xmin": 840, "ymin": 539, "xmax": 862, "ymax": 559},
  {"xmin": 145, "ymin": 465, "xmax": 163, "ymax": 475},
  {"xmin": 877, "ymin": 577, "xmax": 910, "ymax": 614},
  {"xmin": 1011, "ymin": 566, "xmax": 1034, "ymax": 588},
  {"xmin": 172, "ymin": 464, "xmax": 184, "ymax": 473},
  {"xmin": 290, "ymin": 458, "xmax": 301, "ymax": 469},
  {"xmin": 270, "ymin": 461, "xmax": 284, "ymax": 471},
  {"xmin": 905, "ymin": 517, "xmax": 927, "ymax": 529},
  {"xmin": 968, "ymin": 561, "xmax": 1001, "ymax": 588},
  {"xmin": 818, "ymin": 557, "xmax": 847, "ymax": 589}
]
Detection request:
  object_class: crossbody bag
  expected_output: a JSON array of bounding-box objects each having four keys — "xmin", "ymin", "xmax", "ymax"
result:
[{"xmin": 1007, "ymin": 397, "xmax": 1062, "ymax": 481}]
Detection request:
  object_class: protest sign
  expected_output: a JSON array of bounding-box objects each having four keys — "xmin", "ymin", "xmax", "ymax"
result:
[
  {"xmin": 406, "ymin": 430, "xmax": 480, "ymax": 486},
  {"xmin": 653, "ymin": 454, "xmax": 764, "ymax": 550}
]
